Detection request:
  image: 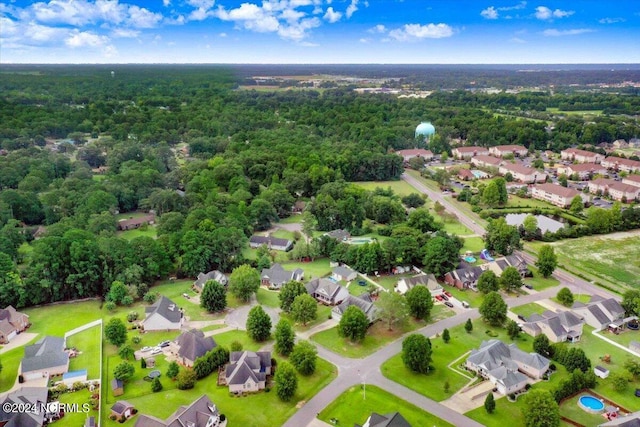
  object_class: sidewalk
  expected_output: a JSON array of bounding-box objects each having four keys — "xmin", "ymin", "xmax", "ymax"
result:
[{"xmin": 297, "ymin": 319, "xmax": 338, "ymax": 340}]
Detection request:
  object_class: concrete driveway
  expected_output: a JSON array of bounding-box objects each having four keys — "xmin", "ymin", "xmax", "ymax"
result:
[{"xmin": 225, "ymin": 303, "xmax": 281, "ymax": 331}]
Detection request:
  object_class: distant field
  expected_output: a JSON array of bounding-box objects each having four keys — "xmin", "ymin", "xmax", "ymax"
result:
[
  {"xmin": 352, "ymin": 180, "xmax": 418, "ymax": 197},
  {"xmin": 546, "ymin": 107, "xmax": 603, "ymax": 116}
]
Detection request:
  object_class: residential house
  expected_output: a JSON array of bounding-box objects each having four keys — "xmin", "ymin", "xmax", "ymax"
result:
[
  {"xmin": 110, "ymin": 401, "xmax": 135, "ymax": 421},
  {"xmin": 599, "ymin": 411, "xmax": 640, "ymax": 427},
  {"xmin": 443, "ymin": 266, "xmax": 484, "ymax": 290},
  {"xmin": 292, "ymin": 200, "xmax": 306, "ymax": 213},
  {"xmin": 134, "ymin": 394, "xmax": 227, "ymax": 427},
  {"xmin": 111, "ymin": 379, "xmax": 124, "ymax": 397},
  {"xmin": 557, "ymin": 163, "xmax": 607, "ymax": 180},
  {"xmin": 561, "ymin": 148, "xmax": 605, "ymax": 164},
  {"xmin": 21, "ymin": 336, "xmax": 69, "ymax": 381},
  {"xmin": 602, "ymin": 156, "xmax": 640, "ymax": 173},
  {"xmin": 332, "ymin": 293, "xmax": 377, "ymax": 323},
  {"xmin": 521, "ymin": 310, "xmax": 584, "ymax": 343},
  {"xmin": 470, "ymin": 155, "xmax": 502, "ymax": 169},
  {"xmin": 622, "ymin": 174, "xmax": 640, "ymax": 188},
  {"xmin": 499, "ymin": 163, "xmax": 547, "ymax": 183},
  {"xmin": 0, "ymin": 305, "xmax": 29, "ymax": 344},
  {"xmin": 396, "ymin": 274, "xmax": 443, "ymax": 296},
  {"xmin": 572, "ymin": 295, "xmax": 626, "ymax": 330},
  {"xmin": 224, "ymin": 351, "xmax": 272, "ymax": 393},
  {"xmin": 588, "ymin": 178, "xmax": 640, "ymax": 202},
  {"xmin": 193, "ymin": 270, "xmax": 228, "ymax": 292},
  {"xmin": 452, "ymin": 146, "xmax": 489, "ymax": 160},
  {"xmin": 331, "ymin": 266, "xmax": 357, "ymax": 282},
  {"xmin": 141, "ymin": 296, "xmax": 183, "ymax": 331},
  {"xmin": 457, "ymin": 169, "xmax": 475, "ymax": 181},
  {"xmin": 355, "ymin": 412, "xmax": 412, "ymax": 427},
  {"xmin": 117, "ymin": 213, "xmax": 155, "ymax": 231},
  {"xmin": 0, "ymin": 387, "xmax": 49, "ymax": 427},
  {"xmin": 249, "ymin": 235, "xmax": 293, "ymax": 252},
  {"xmin": 260, "ymin": 263, "xmax": 304, "ymax": 289},
  {"xmin": 32, "ymin": 225, "xmax": 47, "ymax": 240},
  {"xmin": 466, "ymin": 339, "xmax": 549, "ymax": 395},
  {"xmin": 325, "ymin": 229, "xmax": 351, "ymax": 242},
  {"xmin": 531, "ymin": 183, "xmax": 583, "ymax": 208},
  {"xmin": 489, "ymin": 145, "xmax": 528, "ymax": 158},
  {"xmin": 395, "ymin": 148, "xmax": 434, "ymax": 162},
  {"xmin": 305, "ymin": 278, "xmax": 349, "ymax": 306},
  {"xmin": 172, "ymin": 329, "xmax": 217, "ymax": 367}
]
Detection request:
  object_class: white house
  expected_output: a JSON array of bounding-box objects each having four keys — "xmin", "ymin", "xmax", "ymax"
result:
[
  {"xmin": 531, "ymin": 183, "xmax": 584, "ymax": 208},
  {"xmin": 561, "ymin": 148, "xmax": 605, "ymax": 164},
  {"xmin": 489, "ymin": 145, "xmax": 528, "ymax": 158},
  {"xmin": 452, "ymin": 146, "xmax": 489, "ymax": 160},
  {"xmin": 396, "ymin": 274, "xmax": 442, "ymax": 296},
  {"xmin": 499, "ymin": 163, "xmax": 547, "ymax": 183}
]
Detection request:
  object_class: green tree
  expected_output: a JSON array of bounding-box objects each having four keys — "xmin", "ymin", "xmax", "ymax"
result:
[
  {"xmin": 533, "ymin": 334, "xmax": 554, "ymax": 359},
  {"xmin": 405, "ymin": 285, "xmax": 433, "ymax": 320},
  {"xmin": 506, "ymin": 319, "xmax": 521, "ymax": 340},
  {"xmin": 569, "ymin": 195, "xmax": 583, "ymax": 213},
  {"xmin": 484, "ymin": 392, "xmax": 496, "ymax": 414},
  {"xmin": 301, "ymin": 211, "xmax": 317, "ymax": 240},
  {"xmin": 176, "ymin": 368, "xmax": 197, "ymax": 390},
  {"xmin": 522, "ymin": 215, "xmax": 538, "ymax": 238},
  {"xmin": 482, "ymin": 180, "xmax": 501, "ymax": 207},
  {"xmin": 556, "ymin": 287, "xmax": 574, "ymax": 307},
  {"xmin": 422, "ymin": 235, "xmax": 461, "ymax": 277},
  {"xmin": 229, "ymin": 264, "xmax": 260, "ymax": 302},
  {"xmin": 113, "ymin": 362, "xmax": 135, "ymax": 382},
  {"xmin": 485, "ymin": 217, "xmax": 521, "ymax": 255},
  {"xmin": 477, "ymin": 270, "xmax": 499, "ymax": 294},
  {"xmin": 105, "ymin": 318, "xmax": 127, "ymax": 347},
  {"xmin": 536, "ymin": 245, "xmax": 558, "ymax": 278},
  {"xmin": 621, "ymin": 290, "xmax": 640, "ymax": 316},
  {"xmin": 200, "ymin": 280, "xmax": 226, "ymax": 312},
  {"xmin": 246, "ymin": 305, "xmax": 272, "ymax": 342},
  {"xmin": 442, "ymin": 328, "xmax": 450, "ymax": 343},
  {"xmin": 377, "ymin": 291, "xmax": 408, "ymax": 331},
  {"xmin": 291, "ymin": 294, "xmax": 317, "ymax": 326},
  {"xmin": 465, "ymin": 318, "xmax": 473, "ymax": 333},
  {"xmin": 338, "ymin": 305, "xmax": 369, "ymax": 342},
  {"xmin": 407, "ymin": 208, "xmax": 441, "ymax": 233},
  {"xmin": 624, "ymin": 358, "xmax": 640, "ymax": 378},
  {"xmin": 610, "ymin": 372, "xmax": 629, "ymax": 392},
  {"xmin": 402, "ymin": 334, "xmax": 432, "ymax": 374},
  {"xmin": 274, "ymin": 319, "xmax": 295, "ymax": 356},
  {"xmin": 479, "ymin": 292, "xmax": 508, "ymax": 326},
  {"xmin": 290, "ymin": 341, "xmax": 318, "ymax": 376},
  {"xmin": 279, "ymin": 281, "xmax": 307, "ymax": 313},
  {"xmin": 167, "ymin": 361, "xmax": 180, "ymax": 379},
  {"xmin": 107, "ymin": 280, "xmax": 129, "ymax": 305},
  {"xmin": 151, "ymin": 377, "xmax": 163, "ymax": 392},
  {"xmin": 248, "ymin": 198, "xmax": 279, "ymax": 231},
  {"xmin": 401, "ymin": 193, "xmax": 426, "ymax": 208},
  {"xmin": 500, "ymin": 266, "xmax": 522, "ymax": 292},
  {"xmin": 522, "ymin": 390, "xmax": 560, "ymax": 427},
  {"xmin": 275, "ymin": 361, "xmax": 298, "ymax": 402},
  {"xmin": 118, "ymin": 345, "xmax": 135, "ymax": 360},
  {"xmin": 141, "ymin": 358, "xmax": 147, "ymax": 369}
]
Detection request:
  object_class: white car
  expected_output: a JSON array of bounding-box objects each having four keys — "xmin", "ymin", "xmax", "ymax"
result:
[
  {"xmin": 140, "ymin": 346, "xmax": 152, "ymax": 352},
  {"xmin": 150, "ymin": 347, "xmax": 162, "ymax": 355}
]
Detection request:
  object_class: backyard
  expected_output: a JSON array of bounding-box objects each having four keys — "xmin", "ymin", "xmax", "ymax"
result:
[{"xmin": 67, "ymin": 324, "xmax": 102, "ymax": 380}]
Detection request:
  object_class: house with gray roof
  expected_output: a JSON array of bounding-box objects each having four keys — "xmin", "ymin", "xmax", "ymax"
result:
[
  {"xmin": 0, "ymin": 306, "xmax": 29, "ymax": 344},
  {"xmin": 396, "ymin": 273, "xmax": 442, "ymax": 296},
  {"xmin": 332, "ymin": 293, "xmax": 377, "ymax": 323},
  {"xmin": 572, "ymin": 295, "xmax": 626, "ymax": 330},
  {"xmin": 355, "ymin": 412, "xmax": 412, "ymax": 427},
  {"xmin": 466, "ymin": 339, "xmax": 549, "ymax": 395},
  {"xmin": 141, "ymin": 296, "xmax": 183, "ymax": 331},
  {"xmin": 0, "ymin": 387, "xmax": 48, "ymax": 427},
  {"xmin": 325, "ymin": 229, "xmax": 351, "ymax": 242},
  {"xmin": 331, "ymin": 265, "xmax": 357, "ymax": 282},
  {"xmin": 172, "ymin": 329, "xmax": 217, "ymax": 367},
  {"xmin": 444, "ymin": 266, "xmax": 484, "ymax": 290},
  {"xmin": 521, "ymin": 309, "xmax": 583, "ymax": 343},
  {"xmin": 134, "ymin": 394, "xmax": 226, "ymax": 427},
  {"xmin": 599, "ymin": 410, "xmax": 640, "ymax": 427},
  {"xmin": 224, "ymin": 351, "xmax": 272, "ymax": 393},
  {"xmin": 260, "ymin": 264, "xmax": 304, "ymax": 289},
  {"xmin": 193, "ymin": 270, "xmax": 228, "ymax": 292},
  {"xmin": 249, "ymin": 235, "xmax": 293, "ymax": 251},
  {"xmin": 305, "ymin": 278, "xmax": 349, "ymax": 306},
  {"xmin": 111, "ymin": 401, "xmax": 135, "ymax": 421},
  {"xmin": 21, "ymin": 336, "xmax": 69, "ymax": 381}
]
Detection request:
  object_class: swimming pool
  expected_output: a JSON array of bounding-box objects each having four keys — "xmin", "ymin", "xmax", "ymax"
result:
[
  {"xmin": 464, "ymin": 256, "xmax": 477, "ymax": 263},
  {"xmin": 578, "ymin": 395, "xmax": 605, "ymax": 413},
  {"xmin": 347, "ymin": 238, "xmax": 376, "ymax": 245}
]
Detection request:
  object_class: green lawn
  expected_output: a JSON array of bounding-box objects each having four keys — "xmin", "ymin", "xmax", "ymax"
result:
[
  {"xmin": 595, "ymin": 329, "xmax": 640, "ymax": 348},
  {"xmin": 352, "ymin": 180, "xmax": 418, "ymax": 197},
  {"xmin": 103, "ymin": 357, "xmax": 337, "ymax": 427},
  {"xmin": 271, "ymin": 229, "xmax": 296, "ymax": 240},
  {"xmin": 148, "ymin": 279, "xmax": 227, "ymax": 321},
  {"xmin": 510, "ymin": 302, "xmax": 546, "ymax": 319},
  {"xmin": 319, "ymin": 384, "xmax": 453, "ymax": 427},
  {"xmin": 551, "ymin": 293, "xmax": 591, "ymax": 306},
  {"xmin": 523, "ymin": 266, "xmax": 560, "ymax": 291},
  {"xmin": 281, "ymin": 304, "xmax": 333, "ymax": 332},
  {"xmin": 371, "ymin": 274, "xmax": 406, "ymax": 292},
  {"xmin": 58, "ymin": 389, "xmax": 99, "ymax": 426},
  {"xmin": 439, "ymin": 217, "xmax": 473, "ymax": 235},
  {"xmin": 23, "ymin": 300, "xmax": 104, "ymax": 336},
  {"xmin": 506, "ymin": 194, "xmax": 556, "ymax": 209},
  {"xmin": 115, "ymin": 211, "xmax": 154, "ymax": 220},
  {"xmin": 117, "ymin": 226, "xmax": 157, "ymax": 240},
  {"xmin": 281, "ymin": 258, "xmax": 332, "ymax": 279},
  {"xmin": 67, "ymin": 324, "xmax": 102, "ymax": 379},
  {"xmin": 461, "ymin": 236, "xmax": 485, "ymax": 254},
  {"xmin": 559, "ymin": 393, "xmax": 616, "ymax": 426},
  {"xmin": 0, "ymin": 341, "xmax": 38, "ymax": 392},
  {"xmin": 444, "ymin": 286, "xmax": 485, "ymax": 309},
  {"xmin": 256, "ymin": 288, "xmax": 281, "ymax": 308},
  {"xmin": 278, "ymin": 214, "xmax": 303, "ymax": 224}
]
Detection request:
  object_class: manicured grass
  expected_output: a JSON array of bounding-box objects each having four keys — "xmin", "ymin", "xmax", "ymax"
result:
[
  {"xmin": 209, "ymin": 330, "xmax": 264, "ymax": 352},
  {"xmin": 278, "ymin": 214, "xmax": 303, "ymax": 224},
  {"xmin": 0, "ymin": 342, "xmax": 37, "ymax": 392},
  {"xmin": 595, "ymin": 328, "xmax": 640, "ymax": 348},
  {"xmin": 546, "ymin": 107, "xmax": 603, "ymax": 116},
  {"xmin": 461, "ymin": 236, "xmax": 485, "ymax": 254},
  {"xmin": 347, "ymin": 281, "xmax": 374, "ymax": 296},
  {"xmin": 506, "ymin": 194, "xmax": 555, "ymax": 209},
  {"xmin": 256, "ymin": 288, "xmax": 281, "ymax": 308},
  {"xmin": 103, "ymin": 357, "xmax": 337, "ymax": 427},
  {"xmin": 560, "ymin": 393, "xmax": 615, "ymax": 426},
  {"xmin": 523, "ymin": 265, "xmax": 560, "ymax": 291},
  {"xmin": 551, "ymin": 293, "xmax": 591, "ymax": 306},
  {"xmin": 439, "ymin": 217, "xmax": 473, "ymax": 235},
  {"xmin": 115, "ymin": 211, "xmax": 153, "ymax": 220},
  {"xmin": 319, "ymin": 384, "xmax": 453, "ymax": 427},
  {"xmin": 57, "ymin": 389, "xmax": 99, "ymax": 426},
  {"xmin": 271, "ymin": 229, "xmax": 296, "ymax": 240},
  {"xmin": 281, "ymin": 258, "xmax": 332, "ymax": 279},
  {"xmin": 23, "ymin": 300, "xmax": 104, "ymax": 336},
  {"xmin": 147, "ymin": 279, "xmax": 226, "ymax": 321},
  {"xmin": 510, "ymin": 302, "xmax": 546, "ymax": 319},
  {"xmin": 444, "ymin": 286, "xmax": 485, "ymax": 308},
  {"xmin": 117, "ymin": 226, "xmax": 157, "ymax": 240},
  {"xmin": 371, "ymin": 274, "xmax": 406, "ymax": 292},
  {"xmin": 281, "ymin": 304, "xmax": 333, "ymax": 332},
  {"xmin": 352, "ymin": 180, "xmax": 418, "ymax": 197},
  {"xmin": 311, "ymin": 319, "xmax": 428, "ymax": 358},
  {"xmin": 67, "ymin": 324, "xmax": 102, "ymax": 380}
]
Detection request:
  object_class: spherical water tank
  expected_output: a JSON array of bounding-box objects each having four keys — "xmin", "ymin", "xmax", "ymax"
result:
[{"xmin": 415, "ymin": 122, "xmax": 436, "ymax": 139}]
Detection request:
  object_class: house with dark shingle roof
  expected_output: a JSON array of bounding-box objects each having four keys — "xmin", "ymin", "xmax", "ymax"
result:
[
  {"xmin": 0, "ymin": 387, "xmax": 48, "ymax": 427},
  {"xmin": 172, "ymin": 329, "xmax": 216, "ymax": 367},
  {"xmin": 331, "ymin": 265, "xmax": 357, "ymax": 282},
  {"xmin": 444, "ymin": 266, "xmax": 484, "ymax": 290},
  {"xmin": 0, "ymin": 305, "xmax": 29, "ymax": 344},
  {"xmin": 260, "ymin": 263, "xmax": 304, "ymax": 289},
  {"xmin": 396, "ymin": 273, "xmax": 442, "ymax": 296},
  {"xmin": 572, "ymin": 295, "xmax": 626, "ymax": 330},
  {"xmin": 193, "ymin": 270, "xmax": 228, "ymax": 292},
  {"xmin": 111, "ymin": 401, "xmax": 135, "ymax": 420},
  {"xmin": 522, "ymin": 309, "xmax": 583, "ymax": 343},
  {"xmin": 598, "ymin": 410, "xmax": 640, "ymax": 427},
  {"xmin": 21, "ymin": 336, "xmax": 69, "ymax": 381},
  {"xmin": 134, "ymin": 394, "xmax": 226, "ymax": 427},
  {"xmin": 117, "ymin": 213, "xmax": 155, "ymax": 231},
  {"xmin": 324, "ymin": 229, "xmax": 351, "ymax": 242},
  {"xmin": 305, "ymin": 278, "xmax": 349, "ymax": 306},
  {"xmin": 249, "ymin": 235, "xmax": 293, "ymax": 251},
  {"xmin": 141, "ymin": 296, "xmax": 183, "ymax": 331},
  {"xmin": 224, "ymin": 351, "xmax": 272, "ymax": 393},
  {"xmin": 355, "ymin": 411, "xmax": 412, "ymax": 427},
  {"xmin": 332, "ymin": 293, "xmax": 377, "ymax": 323}
]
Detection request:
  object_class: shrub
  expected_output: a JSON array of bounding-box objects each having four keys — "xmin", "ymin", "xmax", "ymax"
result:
[
  {"xmin": 176, "ymin": 369, "xmax": 197, "ymax": 390},
  {"xmin": 105, "ymin": 301, "xmax": 116, "ymax": 311},
  {"xmin": 131, "ymin": 336, "xmax": 141, "ymax": 344},
  {"xmin": 230, "ymin": 341, "xmax": 243, "ymax": 352}
]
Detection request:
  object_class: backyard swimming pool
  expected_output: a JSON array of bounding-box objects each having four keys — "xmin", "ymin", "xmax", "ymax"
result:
[
  {"xmin": 578, "ymin": 395, "xmax": 605, "ymax": 413},
  {"xmin": 347, "ymin": 237, "xmax": 376, "ymax": 245}
]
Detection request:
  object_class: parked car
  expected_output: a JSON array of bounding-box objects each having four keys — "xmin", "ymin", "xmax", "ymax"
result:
[
  {"xmin": 182, "ymin": 293, "xmax": 190, "ymax": 299},
  {"xmin": 140, "ymin": 346, "xmax": 152, "ymax": 352},
  {"xmin": 435, "ymin": 295, "xmax": 444, "ymax": 301},
  {"xmin": 517, "ymin": 314, "xmax": 526, "ymax": 321},
  {"xmin": 151, "ymin": 347, "xmax": 162, "ymax": 355},
  {"xmin": 461, "ymin": 301, "xmax": 470, "ymax": 308},
  {"xmin": 441, "ymin": 294, "xmax": 449, "ymax": 301},
  {"xmin": 444, "ymin": 301, "xmax": 454, "ymax": 308},
  {"xmin": 159, "ymin": 340, "xmax": 170, "ymax": 348},
  {"xmin": 524, "ymin": 283, "xmax": 533, "ymax": 290},
  {"xmin": 444, "ymin": 291, "xmax": 452, "ymax": 297}
]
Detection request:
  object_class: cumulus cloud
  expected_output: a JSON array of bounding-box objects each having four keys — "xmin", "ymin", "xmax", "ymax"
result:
[
  {"xmin": 542, "ymin": 28, "xmax": 593, "ymax": 36},
  {"xmin": 187, "ymin": 0, "xmax": 215, "ymax": 21},
  {"xmin": 65, "ymin": 29, "xmax": 110, "ymax": 47},
  {"xmin": 111, "ymin": 28, "xmax": 139, "ymax": 37},
  {"xmin": 345, "ymin": 0, "xmax": 358, "ymax": 19},
  {"xmin": 368, "ymin": 24, "xmax": 386, "ymax": 33},
  {"xmin": 323, "ymin": 7, "xmax": 341, "ymax": 23},
  {"xmin": 535, "ymin": 6, "xmax": 573, "ymax": 20},
  {"xmin": 481, "ymin": 2, "xmax": 526, "ymax": 19},
  {"xmin": 388, "ymin": 23, "xmax": 453, "ymax": 41},
  {"xmin": 481, "ymin": 7, "xmax": 498, "ymax": 19}
]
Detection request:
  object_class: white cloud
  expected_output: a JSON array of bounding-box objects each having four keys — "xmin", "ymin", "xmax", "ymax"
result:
[
  {"xmin": 111, "ymin": 28, "xmax": 139, "ymax": 37},
  {"xmin": 345, "ymin": 0, "xmax": 358, "ymax": 19},
  {"xmin": 481, "ymin": 6, "xmax": 498, "ymax": 19},
  {"xmin": 599, "ymin": 17, "xmax": 624, "ymax": 24},
  {"xmin": 219, "ymin": 32, "xmax": 227, "ymax": 37},
  {"xmin": 368, "ymin": 24, "xmax": 386, "ymax": 33},
  {"xmin": 542, "ymin": 28, "xmax": 594, "ymax": 36},
  {"xmin": 323, "ymin": 7, "xmax": 341, "ymax": 23},
  {"xmin": 278, "ymin": 17, "xmax": 320, "ymax": 41},
  {"xmin": 499, "ymin": 1, "xmax": 526, "ymax": 11},
  {"xmin": 535, "ymin": 6, "xmax": 573, "ymax": 20},
  {"xmin": 128, "ymin": 5, "xmax": 162, "ymax": 28},
  {"xmin": 163, "ymin": 0, "xmax": 171, "ymax": 6},
  {"xmin": 388, "ymin": 23, "xmax": 453, "ymax": 41},
  {"xmin": 65, "ymin": 29, "xmax": 109, "ymax": 47}
]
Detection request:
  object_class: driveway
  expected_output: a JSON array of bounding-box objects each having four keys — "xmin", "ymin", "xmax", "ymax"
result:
[
  {"xmin": 225, "ymin": 302, "xmax": 281, "ymax": 331},
  {"xmin": 0, "ymin": 332, "xmax": 38, "ymax": 354}
]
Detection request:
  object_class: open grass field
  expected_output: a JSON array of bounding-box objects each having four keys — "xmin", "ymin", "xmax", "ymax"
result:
[
  {"xmin": 271, "ymin": 229, "xmax": 296, "ymax": 240},
  {"xmin": 57, "ymin": 389, "xmax": 98, "ymax": 426},
  {"xmin": 461, "ymin": 236, "xmax": 485, "ymax": 254},
  {"xmin": 318, "ymin": 384, "xmax": 453, "ymax": 427},
  {"xmin": 546, "ymin": 107, "xmax": 604, "ymax": 116},
  {"xmin": 523, "ymin": 265, "xmax": 560, "ymax": 291},
  {"xmin": 510, "ymin": 302, "xmax": 546, "ymax": 319},
  {"xmin": 506, "ymin": 194, "xmax": 556, "ymax": 209},
  {"xmin": 281, "ymin": 258, "xmax": 332, "ymax": 279},
  {"xmin": 67, "ymin": 324, "xmax": 102, "ymax": 380},
  {"xmin": 443, "ymin": 286, "xmax": 484, "ymax": 308},
  {"xmin": 256, "ymin": 288, "xmax": 280, "ymax": 308},
  {"xmin": 351, "ymin": 180, "xmax": 418, "ymax": 197},
  {"xmin": 116, "ymin": 226, "xmax": 157, "ymax": 240},
  {"xmin": 210, "ymin": 330, "xmax": 264, "ymax": 352},
  {"xmin": 529, "ymin": 234, "xmax": 640, "ymax": 293}
]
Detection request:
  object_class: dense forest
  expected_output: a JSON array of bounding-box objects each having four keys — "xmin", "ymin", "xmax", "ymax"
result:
[{"xmin": 0, "ymin": 65, "xmax": 639, "ymax": 308}]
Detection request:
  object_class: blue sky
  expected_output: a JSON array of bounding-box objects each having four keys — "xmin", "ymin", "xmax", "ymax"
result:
[{"xmin": 1, "ymin": 0, "xmax": 639, "ymax": 63}]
